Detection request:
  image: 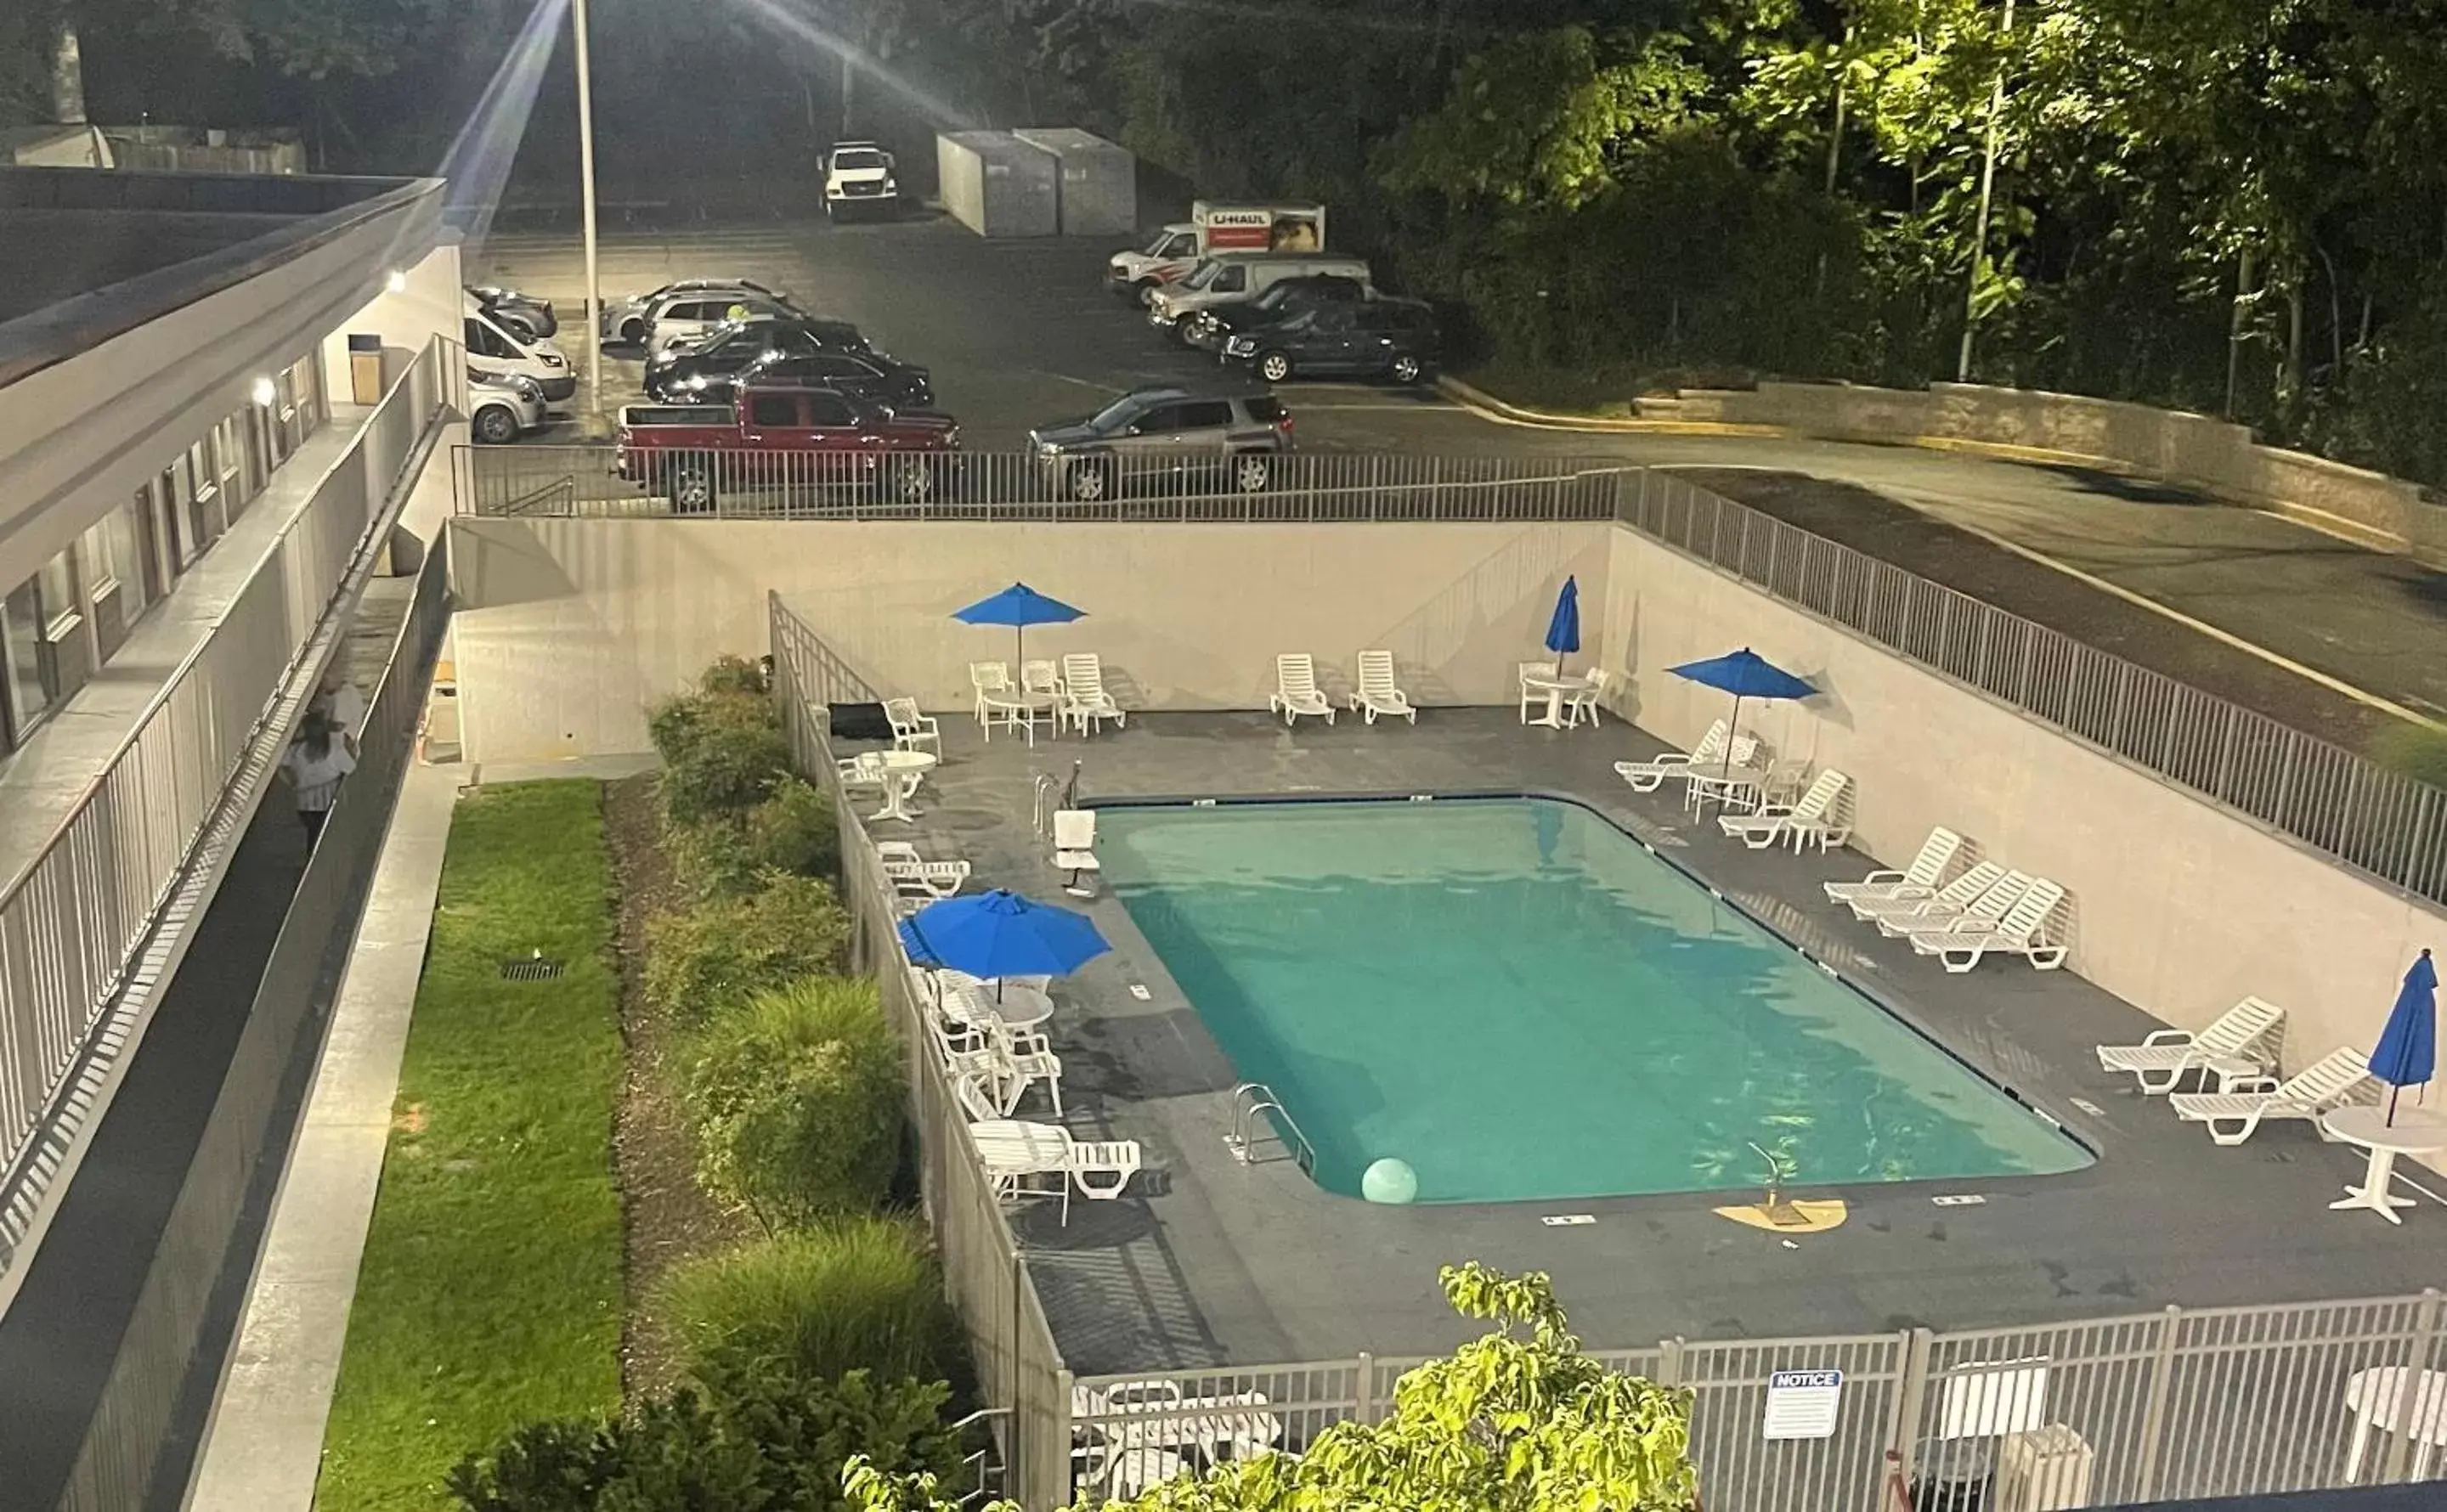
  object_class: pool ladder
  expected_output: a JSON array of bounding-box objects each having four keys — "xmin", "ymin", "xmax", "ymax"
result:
[
  {"xmin": 1031, "ymin": 772, "xmax": 1062, "ymax": 840},
  {"xmin": 1226, "ymin": 1082, "xmax": 1317, "ymax": 1173}
]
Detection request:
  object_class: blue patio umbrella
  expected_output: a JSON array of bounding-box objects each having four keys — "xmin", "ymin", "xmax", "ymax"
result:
[
  {"xmin": 1544, "ymin": 576, "xmax": 1582, "ymax": 674},
  {"xmin": 952, "ymin": 582, "xmax": 1086, "ymax": 665},
  {"xmin": 898, "ymin": 888, "xmax": 1111, "ymax": 982},
  {"xmin": 1668, "ymin": 648, "xmax": 1817, "ymax": 779},
  {"xmin": 2371, "ymin": 948, "xmax": 2438, "ymax": 1126}
]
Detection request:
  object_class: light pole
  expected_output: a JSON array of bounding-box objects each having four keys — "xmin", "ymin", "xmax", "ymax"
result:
[
  {"xmin": 1957, "ymin": 0, "xmax": 2015, "ymax": 384},
  {"xmin": 572, "ymin": 0, "xmax": 604, "ymax": 421}
]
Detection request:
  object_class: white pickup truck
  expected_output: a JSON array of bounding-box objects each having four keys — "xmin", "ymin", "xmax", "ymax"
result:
[{"xmin": 822, "ymin": 141, "xmax": 899, "ymax": 218}]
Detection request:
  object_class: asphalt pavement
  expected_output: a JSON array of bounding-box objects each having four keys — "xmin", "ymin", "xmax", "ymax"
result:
[{"xmin": 468, "ymin": 212, "xmax": 2447, "ymax": 742}]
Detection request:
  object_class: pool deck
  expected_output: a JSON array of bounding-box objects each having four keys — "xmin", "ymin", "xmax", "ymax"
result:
[{"xmin": 860, "ymin": 708, "xmax": 2447, "ymax": 1375}]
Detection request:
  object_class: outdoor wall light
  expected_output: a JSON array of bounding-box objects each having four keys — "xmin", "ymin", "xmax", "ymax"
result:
[
  {"xmin": 251, "ymin": 376, "xmax": 277, "ymax": 407},
  {"xmin": 386, "ymin": 269, "xmax": 410, "ymax": 294}
]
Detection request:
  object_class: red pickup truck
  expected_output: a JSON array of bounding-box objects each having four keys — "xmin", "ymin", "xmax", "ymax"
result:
[{"xmin": 613, "ymin": 384, "xmax": 961, "ymax": 512}]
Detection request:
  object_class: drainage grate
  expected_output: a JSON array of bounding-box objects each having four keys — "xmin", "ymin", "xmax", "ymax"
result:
[{"xmin": 500, "ymin": 954, "xmax": 564, "ymax": 981}]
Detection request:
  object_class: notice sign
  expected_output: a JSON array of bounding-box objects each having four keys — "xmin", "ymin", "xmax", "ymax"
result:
[{"xmin": 1761, "ymin": 1370, "xmax": 1844, "ymax": 1441}]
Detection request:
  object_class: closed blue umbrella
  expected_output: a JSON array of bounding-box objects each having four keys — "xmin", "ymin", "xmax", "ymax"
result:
[
  {"xmin": 1544, "ymin": 577, "xmax": 1581, "ymax": 674},
  {"xmin": 1668, "ymin": 648, "xmax": 1817, "ymax": 781},
  {"xmin": 898, "ymin": 888, "xmax": 1110, "ymax": 981},
  {"xmin": 2372, "ymin": 949, "xmax": 2437, "ymax": 1126},
  {"xmin": 952, "ymin": 582, "xmax": 1086, "ymax": 665}
]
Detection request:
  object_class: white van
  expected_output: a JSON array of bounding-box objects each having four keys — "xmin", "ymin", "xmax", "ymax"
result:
[
  {"xmin": 461, "ymin": 296, "xmax": 575, "ymax": 403},
  {"xmin": 1144, "ymin": 253, "xmax": 1371, "ymax": 336}
]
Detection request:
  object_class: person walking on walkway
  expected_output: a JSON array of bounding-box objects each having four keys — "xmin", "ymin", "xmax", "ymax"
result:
[
  {"xmin": 312, "ymin": 668, "xmax": 368, "ymax": 755},
  {"xmin": 280, "ymin": 709, "xmax": 356, "ymax": 849}
]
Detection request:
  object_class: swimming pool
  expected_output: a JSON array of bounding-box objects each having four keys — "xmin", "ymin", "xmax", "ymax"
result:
[{"xmin": 1097, "ymin": 797, "xmax": 2090, "ymax": 1204}]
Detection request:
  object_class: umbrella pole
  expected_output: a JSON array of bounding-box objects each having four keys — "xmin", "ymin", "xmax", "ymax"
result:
[
  {"xmin": 1723, "ymin": 694, "xmax": 1743, "ymax": 779},
  {"xmin": 2388, "ymin": 1083, "xmax": 2401, "ymax": 1127}
]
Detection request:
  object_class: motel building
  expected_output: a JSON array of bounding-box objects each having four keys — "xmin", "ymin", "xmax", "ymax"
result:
[{"xmin": 0, "ymin": 161, "xmax": 465, "ymax": 1505}]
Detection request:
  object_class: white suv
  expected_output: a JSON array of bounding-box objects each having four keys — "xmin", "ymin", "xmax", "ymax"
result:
[
  {"xmin": 642, "ymin": 291, "xmax": 800, "ymax": 356},
  {"xmin": 823, "ymin": 141, "xmax": 898, "ymax": 218}
]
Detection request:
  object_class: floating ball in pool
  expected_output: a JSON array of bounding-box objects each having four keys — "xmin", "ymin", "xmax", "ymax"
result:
[{"xmin": 1362, "ymin": 1158, "xmax": 1418, "ymax": 1205}]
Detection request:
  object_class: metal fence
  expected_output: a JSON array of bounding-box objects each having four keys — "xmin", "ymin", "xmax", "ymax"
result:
[
  {"xmin": 55, "ymin": 533, "xmax": 452, "ymax": 1512},
  {"xmin": 1071, "ymin": 1292, "xmax": 2447, "ymax": 1511},
  {"xmin": 462, "ymin": 446, "xmax": 1627, "ymax": 523},
  {"xmin": 1616, "ymin": 471, "xmax": 2447, "ymax": 905},
  {"xmin": 770, "ymin": 595, "xmax": 1072, "ymax": 1509},
  {"xmin": 0, "ymin": 336, "xmax": 453, "ymax": 1221}
]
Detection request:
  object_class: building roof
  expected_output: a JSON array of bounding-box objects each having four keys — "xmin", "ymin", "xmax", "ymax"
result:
[{"xmin": 0, "ymin": 166, "xmax": 442, "ymax": 389}]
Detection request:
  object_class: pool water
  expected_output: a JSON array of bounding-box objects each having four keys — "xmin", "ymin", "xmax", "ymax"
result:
[{"xmin": 1098, "ymin": 798, "xmax": 2090, "ymax": 1204}]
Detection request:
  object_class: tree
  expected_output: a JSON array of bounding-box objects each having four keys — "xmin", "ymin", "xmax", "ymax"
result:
[{"xmin": 845, "ymin": 1263, "xmax": 1700, "ymax": 1512}]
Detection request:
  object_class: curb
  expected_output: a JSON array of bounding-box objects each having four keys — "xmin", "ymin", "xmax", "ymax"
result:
[{"xmin": 1433, "ymin": 376, "xmax": 1789, "ymax": 439}]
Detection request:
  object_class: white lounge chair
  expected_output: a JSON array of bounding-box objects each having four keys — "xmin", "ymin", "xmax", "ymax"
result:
[
  {"xmin": 1054, "ymin": 809, "xmax": 1100, "ymax": 897},
  {"xmin": 1826, "ymin": 828, "xmax": 1964, "ymax": 907},
  {"xmin": 2169, "ymin": 1047, "xmax": 2375, "ymax": 1146},
  {"xmin": 884, "ymin": 857, "xmax": 969, "ymax": 899},
  {"xmin": 1719, "ymin": 769, "xmax": 1851, "ymax": 851},
  {"xmin": 1910, "ymin": 877, "xmax": 2070, "ymax": 972},
  {"xmin": 1517, "ymin": 661, "xmax": 1557, "ymax": 725},
  {"xmin": 1876, "ymin": 869, "xmax": 2032, "ymax": 939},
  {"xmin": 1348, "ymin": 650, "xmax": 1415, "ymax": 725},
  {"xmin": 2097, "ymin": 996, "xmax": 2286, "ymax": 1095},
  {"xmin": 1615, "ymin": 720, "xmax": 1729, "ymax": 793},
  {"xmin": 1060, "ymin": 652, "xmax": 1126, "ymax": 737},
  {"xmin": 883, "ymin": 696, "xmax": 941, "ymax": 755},
  {"xmin": 1565, "ymin": 667, "xmax": 1610, "ymax": 729},
  {"xmin": 1063, "ymin": 1137, "xmax": 1143, "ymax": 1223},
  {"xmin": 1851, "ymin": 860, "xmax": 2008, "ymax": 924},
  {"xmin": 1269, "ymin": 653, "xmax": 1335, "ymax": 725}
]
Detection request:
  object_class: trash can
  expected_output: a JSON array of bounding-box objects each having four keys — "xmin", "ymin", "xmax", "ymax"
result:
[{"xmin": 1911, "ymin": 1438, "xmax": 1992, "ymax": 1512}]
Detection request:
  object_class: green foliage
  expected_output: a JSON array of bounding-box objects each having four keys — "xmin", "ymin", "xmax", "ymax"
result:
[
  {"xmin": 747, "ymin": 776, "xmax": 842, "ymax": 882},
  {"xmin": 699, "ymin": 653, "xmax": 771, "ymax": 699},
  {"xmin": 449, "ymin": 1361, "xmax": 963, "ymax": 1512},
  {"xmin": 2371, "ymin": 722, "xmax": 2447, "ymax": 790},
  {"xmin": 661, "ymin": 1220, "xmax": 960, "ymax": 1390},
  {"xmin": 845, "ymin": 1264, "xmax": 1697, "ymax": 1512},
  {"xmin": 643, "ymin": 872, "xmax": 854, "ymax": 1024},
  {"xmin": 683, "ymin": 979, "xmax": 903, "ymax": 1229},
  {"xmin": 665, "ymin": 813, "xmax": 760, "ymax": 902},
  {"xmin": 649, "ymin": 691, "xmax": 790, "ymax": 827}
]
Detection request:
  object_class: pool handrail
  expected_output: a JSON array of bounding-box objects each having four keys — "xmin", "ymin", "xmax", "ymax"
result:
[{"xmin": 1227, "ymin": 1081, "xmax": 1318, "ymax": 1174}]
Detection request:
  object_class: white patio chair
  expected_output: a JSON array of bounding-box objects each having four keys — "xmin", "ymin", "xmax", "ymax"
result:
[
  {"xmin": 1054, "ymin": 809, "xmax": 1100, "ymax": 897},
  {"xmin": 1615, "ymin": 719, "xmax": 1728, "ymax": 793},
  {"xmin": 2097, "ymin": 996, "xmax": 2286, "ymax": 1095},
  {"xmin": 883, "ymin": 696, "xmax": 941, "ymax": 755},
  {"xmin": 996, "ymin": 1028, "xmax": 1065, "ymax": 1116},
  {"xmin": 1849, "ymin": 859, "xmax": 2008, "ymax": 924},
  {"xmin": 1269, "ymin": 653, "xmax": 1335, "ymax": 725},
  {"xmin": 1876, "ymin": 870, "xmax": 2033, "ymax": 939},
  {"xmin": 1825, "ymin": 828, "xmax": 1963, "ymax": 909},
  {"xmin": 1680, "ymin": 737, "xmax": 1767, "ymax": 812},
  {"xmin": 1062, "ymin": 1136, "xmax": 1144, "ymax": 1223},
  {"xmin": 969, "ymin": 661, "xmax": 1012, "ymax": 723},
  {"xmin": 1060, "ymin": 652, "xmax": 1127, "ymax": 737},
  {"xmin": 1910, "ymin": 877, "xmax": 2070, "ymax": 972},
  {"xmin": 969, "ymin": 661, "xmax": 1035, "ymax": 743},
  {"xmin": 1348, "ymin": 649, "xmax": 1415, "ymax": 725},
  {"xmin": 1717, "ymin": 769, "xmax": 1851, "ymax": 851},
  {"xmin": 2169, "ymin": 1047, "xmax": 2374, "ymax": 1146},
  {"xmin": 836, "ymin": 753, "xmax": 921, "ymax": 803},
  {"xmin": 1021, "ymin": 658, "xmax": 1063, "ymax": 702},
  {"xmin": 1517, "ymin": 661, "xmax": 1557, "ymax": 725},
  {"xmin": 1565, "ymin": 666, "xmax": 1610, "ymax": 728}
]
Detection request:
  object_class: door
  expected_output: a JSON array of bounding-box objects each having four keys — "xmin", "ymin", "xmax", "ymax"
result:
[
  {"xmin": 1114, "ymin": 403, "xmax": 1183, "ymax": 485},
  {"xmin": 1307, "ymin": 307, "xmax": 1366, "ymax": 374},
  {"xmin": 1170, "ymin": 399, "xmax": 1238, "ymax": 480}
]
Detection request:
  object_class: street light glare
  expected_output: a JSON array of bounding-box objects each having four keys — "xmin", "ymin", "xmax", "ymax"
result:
[{"xmin": 721, "ymin": 0, "xmax": 980, "ymax": 131}]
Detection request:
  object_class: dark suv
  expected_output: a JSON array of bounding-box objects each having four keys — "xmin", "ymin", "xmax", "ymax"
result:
[
  {"xmin": 644, "ymin": 315, "xmax": 874, "ymax": 402},
  {"xmin": 1183, "ymin": 274, "xmax": 1367, "ymax": 353},
  {"xmin": 1028, "ymin": 386, "xmax": 1295, "ymax": 501},
  {"xmin": 1223, "ymin": 300, "xmax": 1439, "ymax": 385}
]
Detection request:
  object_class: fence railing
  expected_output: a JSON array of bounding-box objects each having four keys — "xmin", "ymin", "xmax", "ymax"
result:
[
  {"xmin": 1072, "ymin": 1291, "xmax": 2447, "ymax": 1511},
  {"xmin": 0, "ymin": 336, "xmax": 453, "ymax": 1219},
  {"xmin": 1616, "ymin": 471, "xmax": 2447, "ymax": 905},
  {"xmin": 55, "ymin": 532, "xmax": 452, "ymax": 1512},
  {"xmin": 770, "ymin": 594, "xmax": 1071, "ymax": 1509},
  {"xmin": 463, "ymin": 446, "xmax": 1627, "ymax": 523}
]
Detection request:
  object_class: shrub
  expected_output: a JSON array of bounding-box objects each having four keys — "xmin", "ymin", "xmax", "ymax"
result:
[
  {"xmin": 650, "ymin": 691, "xmax": 789, "ymax": 826},
  {"xmin": 447, "ymin": 1362, "xmax": 961, "ymax": 1512},
  {"xmin": 2371, "ymin": 721, "xmax": 2447, "ymax": 789},
  {"xmin": 661, "ymin": 1219, "xmax": 959, "ymax": 1389},
  {"xmin": 684, "ymin": 979, "xmax": 902, "ymax": 1227},
  {"xmin": 665, "ymin": 813, "xmax": 759, "ymax": 901},
  {"xmin": 746, "ymin": 776, "xmax": 840, "ymax": 881},
  {"xmin": 699, "ymin": 653, "xmax": 771, "ymax": 699},
  {"xmin": 644, "ymin": 874, "xmax": 853, "ymax": 1024}
]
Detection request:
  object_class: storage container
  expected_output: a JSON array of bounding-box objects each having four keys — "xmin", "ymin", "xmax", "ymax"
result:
[
  {"xmin": 1012, "ymin": 127, "xmax": 1137, "ymax": 236},
  {"xmin": 935, "ymin": 132, "xmax": 1058, "ymax": 239}
]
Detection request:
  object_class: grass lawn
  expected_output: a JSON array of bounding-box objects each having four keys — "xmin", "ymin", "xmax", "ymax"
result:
[{"xmin": 319, "ymin": 781, "xmax": 625, "ymax": 1510}]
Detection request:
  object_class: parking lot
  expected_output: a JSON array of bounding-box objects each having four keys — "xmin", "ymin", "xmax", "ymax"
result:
[{"xmin": 466, "ymin": 211, "xmax": 2447, "ymax": 736}]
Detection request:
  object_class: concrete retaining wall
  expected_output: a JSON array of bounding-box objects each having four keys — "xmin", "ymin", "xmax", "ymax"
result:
[
  {"xmin": 444, "ymin": 516, "xmax": 1609, "ymax": 763},
  {"xmin": 1665, "ymin": 381, "xmax": 2444, "ymax": 561},
  {"xmin": 1597, "ymin": 525, "xmax": 2444, "ymax": 1079}
]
